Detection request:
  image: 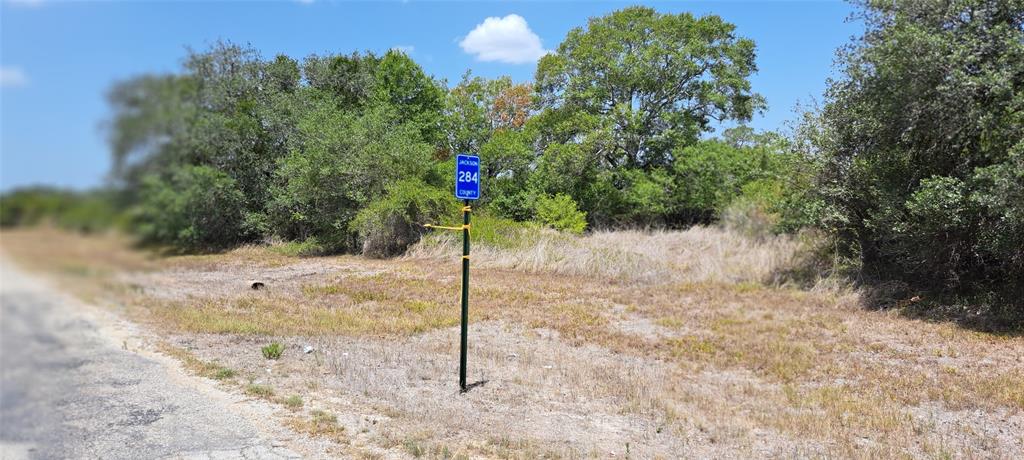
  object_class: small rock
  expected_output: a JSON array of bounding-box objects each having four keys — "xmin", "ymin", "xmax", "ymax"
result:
[
  {"xmin": 303, "ymin": 345, "xmax": 314, "ymax": 354},
  {"xmin": 271, "ymin": 440, "xmax": 285, "ymax": 448},
  {"xmin": 249, "ymin": 280, "xmax": 265, "ymax": 290}
]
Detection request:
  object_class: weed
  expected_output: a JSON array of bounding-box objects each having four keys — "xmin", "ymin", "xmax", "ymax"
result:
[
  {"xmin": 282, "ymin": 395, "xmax": 304, "ymax": 410},
  {"xmin": 213, "ymin": 367, "xmax": 236, "ymax": 380},
  {"xmin": 403, "ymin": 439, "xmax": 425, "ymax": 458},
  {"xmin": 245, "ymin": 384, "xmax": 274, "ymax": 399},
  {"xmin": 262, "ymin": 342, "xmax": 284, "ymax": 360},
  {"xmin": 157, "ymin": 343, "xmax": 236, "ymax": 382},
  {"xmin": 287, "ymin": 409, "xmax": 346, "ymax": 443}
]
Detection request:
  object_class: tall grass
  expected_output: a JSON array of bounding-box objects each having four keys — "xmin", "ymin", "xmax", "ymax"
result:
[{"xmin": 406, "ymin": 222, "xmax": 822, "ymax": 285}]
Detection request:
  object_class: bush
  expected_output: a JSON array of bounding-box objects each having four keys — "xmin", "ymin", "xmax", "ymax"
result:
[
  {"xmin": 353, "ymin": 179, "xmax": 458, "ymax": 258},
  {"xmin": 718, "ymin": 178, "xmax": 786, "ymax": 239},
  {"xmin": 466, "ymin": 213, "xmax": 543, "ymax": 248},
  {"xmin": 672, "ymin": 140, "xmax": 763, "ymax": 223},
  {"xmin": 269, "ymin": 103, "xmax": 436, "ymax": 253},
  {"xmin": 534, "ymin": 194, "xmax": 587, "ymax": 234},
  {"xmin": 619, "ymin": 169, "xmax": 674, "ymax": 226},
  {"xmin": 134, "ymin": 165, "xmax": 247, "ymax": 252},
  {"xmin": 815, "ymin": 0, "xmax": 1024, "ymax": 311},
  {"xmin": 489, "ymin": 190, "xmax": 536, "ymax": 222}
]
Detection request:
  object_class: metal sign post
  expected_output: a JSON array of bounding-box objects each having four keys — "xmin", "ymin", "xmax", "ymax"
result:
[
  {"xmin": 454, "ymin": 154, "xmax": 480, "ymax": 392},
  {"xmin": 459, "ymin": 199, "xmax": 471, "ymax": 391}
]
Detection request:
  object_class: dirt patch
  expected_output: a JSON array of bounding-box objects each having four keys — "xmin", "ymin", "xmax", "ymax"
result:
[
  {"xmin": 172, "ymin": 322, "xmax": 815, "ymax": 458},
  {"xmin": 122, "ymin": 259, "xmax": 385, "ymax": 302},
  {"xmin": 5, "ymin": 228, "xmax": 1023, "ymax": 458}
]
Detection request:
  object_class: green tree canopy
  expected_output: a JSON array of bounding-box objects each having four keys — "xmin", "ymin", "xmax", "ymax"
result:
[{"xmin": 535, "ymin": 6, "xmax": 764, "ymax": 170}]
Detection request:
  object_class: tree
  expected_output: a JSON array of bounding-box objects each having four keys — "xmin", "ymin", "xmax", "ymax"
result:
[
  {"xmin": 302, "ymin": 52, "xmax": 380, "ymax": 108},
  {"xmin": 108, "ymin": 42, "xmax": 303, "ymax": 236},
  {"xmin": 269, "ymin": 103, "xmax": 437, "ymax": 252},
  {"xmin": 535, "ymin": 6, "xmax": 763, "ymax": 171},
  {"xmin": 817, "ymin": 0, "xmax": 1024, "ymax": 311},
  {"xmin": 134, "ymin": 165, "xmax": 247, "ymax": 252},
  {"xmin": 443, "ymin": 72, "xmax": 535, "ymax": 155},
  {"xmin": 373, "ymin": 50, "xmax": 446, "ymax": 144},
  {"xmin": 444, "ymin": 73, "xmax": 537, "ymax": 218},
  {"xmin": 106, "ymin": 74, "xmax": 198, "ymax": 195}
]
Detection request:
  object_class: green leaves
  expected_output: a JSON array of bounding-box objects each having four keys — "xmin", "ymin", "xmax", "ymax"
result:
[
  {"xmin": 135, "ymin": 165, "xmax": 247, "ymax": 252},
  {"xmin": 353, "ymin": 179, "xmax": 458, "ymax": 258},
  {"xmin": 535, "ymin": 6, "xmax": 763, "ymax": 170},
  {"xmin": 103, "ymin": 12, "xmax": 799, "ymax": 256},
  {"xmin": 534, "ymin": 194, "xmax": 588, "ymax": 234},
  {"xmin": 270, "ymin": 103, "xmax": 435, "ymax": 253},
  {"xmin": 816, "ymin": 0, "xmax": 1024, "ymax": 304}
]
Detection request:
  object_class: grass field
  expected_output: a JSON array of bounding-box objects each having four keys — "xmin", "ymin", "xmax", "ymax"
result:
[{"xmin": 1, "ymin": 226, "xmax": 1021, "ymax": 459}]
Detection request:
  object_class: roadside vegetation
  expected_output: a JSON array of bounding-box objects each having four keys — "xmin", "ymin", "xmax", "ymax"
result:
[
  {"xmin": 2, "ymin": 224, "xmax": 1021, "ymax": 458},
  {"xmin": 3, "ymin": 2, "xmax": 1020, "ymax": 323},
  {"xmin": 1, "ymin": 2, "xmax": 1022, "ymax": 457}
]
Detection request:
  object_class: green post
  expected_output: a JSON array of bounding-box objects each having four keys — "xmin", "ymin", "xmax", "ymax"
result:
[{"xmin": 459, "ymin": 200, "xmax": 470, "ymax": 392}]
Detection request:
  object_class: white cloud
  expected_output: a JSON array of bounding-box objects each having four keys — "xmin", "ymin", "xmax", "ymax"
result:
[
  {"xmin": 459, "ymin": 14, "xmax": 548, "ymax": 64},
  {"xmin": 0, "ymin": 66, "xmax": 29, "ymax": 88}
]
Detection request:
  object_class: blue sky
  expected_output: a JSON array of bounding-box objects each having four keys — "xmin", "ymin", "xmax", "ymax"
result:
[{"xmin": 1, "ymin": 0, "xmax": 860, "ymax": 191}]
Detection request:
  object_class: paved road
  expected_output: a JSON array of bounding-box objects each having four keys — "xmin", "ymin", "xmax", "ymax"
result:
[{"xmin": 0, "ymin": 261, "xmax": 301, "ymax": 459}]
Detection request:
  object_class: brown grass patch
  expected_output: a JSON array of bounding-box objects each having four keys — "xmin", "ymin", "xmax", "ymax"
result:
[{"xmin": 5, "ymin": 227, "xmax": 1023, "ymax": 458}]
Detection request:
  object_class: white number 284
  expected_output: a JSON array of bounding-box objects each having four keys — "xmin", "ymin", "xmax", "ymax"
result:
[{"xmin": 457, "ymin": 171, "xmax": 479, "ymax": 183}]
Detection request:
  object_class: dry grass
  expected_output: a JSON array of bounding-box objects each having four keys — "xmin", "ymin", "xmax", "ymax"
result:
[
  {"xmin": 156, "ymin": 343, "xmax": 238, "ymax": 382},
  {"xmin": 407, "ymin": 225, "xmax": 818, "ymax": 285},
  {"xmin": 288, "ymin": 409, "xmax": 347, "ymax": 444},
  {"xmin": 3, "ymin": 226, "xmax": 1023, "ymax": 458}
]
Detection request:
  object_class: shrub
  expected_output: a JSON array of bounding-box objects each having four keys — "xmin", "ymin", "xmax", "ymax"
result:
[
  {"xmin": 816, "ymin": 0, "xmax": 1024, "ymax": 311},
  {"xmin": 134, "ymin": 165, "xmax": 247, "ymax": 252},
  {"xmin": 261, "ymin": 342, "xmax": 284, "ymax": 360},
  {"xmin": 534, "ymin": 194, "xmax": 587, "ymax": 234},
  {"xmin": 719, "ymin": 179, "xmax": 786, "ymax": 239},
  {"xmin": 245, "ymin": 384, "xmax": 275, "ymax": 398},
  {"xmin": 269, "ymin": 104, "xmax": 436, "ymax": 253},
  {"xmin": 282, "ymin": 395, "xmax": 304, "ymax": 410},
  {"xmin": 489, "ymin": 190, "xmax": 536, "ymax": 222},
  {"xmin": 353, "ymin": 179, "xmax": 458, "ymax": 258},
  {"xmin": 466, "ymin": 213, "xmax": 542, "ymax": 248},
  {"xmin": 672, "ymin": 140, "xmax": 762, "ymax": 223}
]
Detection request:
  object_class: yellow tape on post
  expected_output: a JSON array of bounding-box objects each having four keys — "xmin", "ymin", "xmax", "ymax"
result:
[{"xmin": 422, "ymin": 223, "xmax": 471, "ymax": 233}]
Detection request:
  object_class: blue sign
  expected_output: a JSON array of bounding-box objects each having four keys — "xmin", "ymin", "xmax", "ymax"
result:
[{"xmin": 455, "ymin": 154, "xmax": 481, "ymax": 200}]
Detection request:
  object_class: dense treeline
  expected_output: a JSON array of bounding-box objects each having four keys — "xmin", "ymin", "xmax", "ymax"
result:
[
  {"xmin": 814, "ymin": 0, "xmax": 1024, "ymax": 316},
  {"xmin": 3, "ymin": 2, "xmax": 1020, "ymax": 318},
  {"xmin": 0, "ymin": 187, "xmax": 125, "ymax": 232},
  {"xmin": 101, "ymin": 6, "xmax": 802, "ymax": 255}
]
